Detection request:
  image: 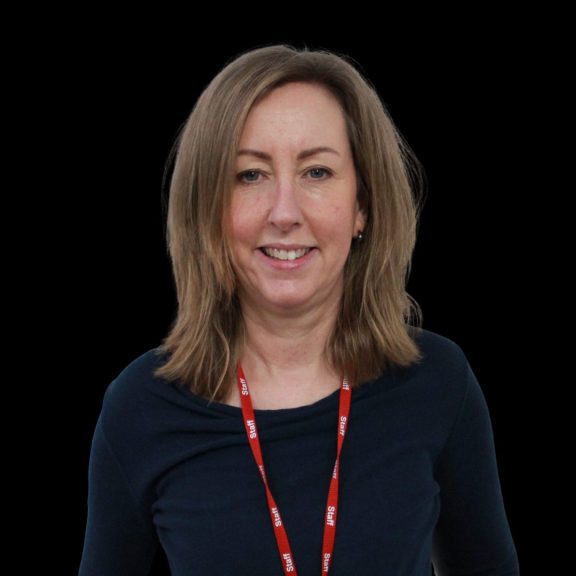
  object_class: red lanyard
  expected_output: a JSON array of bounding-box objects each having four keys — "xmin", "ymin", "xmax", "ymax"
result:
[{"xmin": 237, "ymin": 363, "xmax": 352, "ymax": 575}]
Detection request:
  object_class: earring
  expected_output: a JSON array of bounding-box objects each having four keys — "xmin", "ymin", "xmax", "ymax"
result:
[{"xmin": 356, "ymin": 232, "xmax": 364, "ymax": 241}]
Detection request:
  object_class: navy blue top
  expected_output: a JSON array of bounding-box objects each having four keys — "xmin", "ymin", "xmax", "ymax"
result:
[{"xmin": 78, "ymin": 328, "xmax": 519, "ymax": 575}]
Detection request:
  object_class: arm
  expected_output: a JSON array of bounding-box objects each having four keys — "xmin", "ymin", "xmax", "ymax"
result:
[
  {"xmin": 78, "ymin": 417, "xmax": 159, "ymax": 576},
  {"xmin": 432, "ymin": 361, "xmax": 519, "ymax": 576}
]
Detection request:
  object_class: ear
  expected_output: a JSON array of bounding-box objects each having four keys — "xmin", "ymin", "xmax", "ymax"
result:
[{"xmin": 354, "ymin": 199, "xmax": 367, "ymax": 235}]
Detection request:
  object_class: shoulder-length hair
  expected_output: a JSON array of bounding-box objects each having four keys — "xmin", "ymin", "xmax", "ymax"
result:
[{"xmin": 153, "ymin": 44, "xmax": 424, "ymax": 402}]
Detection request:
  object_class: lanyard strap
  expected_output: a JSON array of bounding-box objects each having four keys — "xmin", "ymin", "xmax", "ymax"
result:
[{"xmin": 237, "ymin": 363, "xmax": 352, "ymax": 575}]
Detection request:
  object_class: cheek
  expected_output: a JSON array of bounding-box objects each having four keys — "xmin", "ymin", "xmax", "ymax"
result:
[
  {"xmin": 317, "ymin": 204, "xmax": 356, "ymax": 243},
  {"xmin": 228, "ymin": 195, "xmax": 266, "ymax": 249}
]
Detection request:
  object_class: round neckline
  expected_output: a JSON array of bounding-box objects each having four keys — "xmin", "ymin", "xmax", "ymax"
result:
[
  {"xmin": 177, "ymin": 381, "xmax": 344, "ymax": 419},
  {"xmin": 173, "ymin": 371, "xmax": 389, "ymax": 420}
]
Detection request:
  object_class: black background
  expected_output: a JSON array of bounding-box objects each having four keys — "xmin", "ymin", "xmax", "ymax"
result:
[{"xmin": 48, "ymin": 28, "xmax": 543, "ymax": 575}]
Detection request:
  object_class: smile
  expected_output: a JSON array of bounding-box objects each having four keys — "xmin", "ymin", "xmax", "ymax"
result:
[{"xmin": 260, "ymin": 247, "xmax": 313, "ymax": 261}]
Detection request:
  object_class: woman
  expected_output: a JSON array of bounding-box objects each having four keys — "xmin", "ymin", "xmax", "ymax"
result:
[{"xmin": 79, "ymin": 45, "xmax": 519, "ymax": 575}]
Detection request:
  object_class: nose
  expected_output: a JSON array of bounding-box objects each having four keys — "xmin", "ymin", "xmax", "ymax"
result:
[{"xmin": 267, "ymin": 177, "xmax": 304, "ymax": 232}]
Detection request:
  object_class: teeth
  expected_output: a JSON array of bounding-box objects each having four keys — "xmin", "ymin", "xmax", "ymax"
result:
[{"xmin": 262, "ymin": 247, "xmax": 311, "ymax": 261}]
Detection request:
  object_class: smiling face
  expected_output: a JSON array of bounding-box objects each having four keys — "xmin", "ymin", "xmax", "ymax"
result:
[{"xmin": 226, "ymin": 82, "xmax": 366, "ymax": 316}]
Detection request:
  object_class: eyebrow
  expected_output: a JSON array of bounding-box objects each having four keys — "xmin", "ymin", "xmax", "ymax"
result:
[{"xmin": 236, "ymin": 146, "xmax": 341, "ymax": 161}]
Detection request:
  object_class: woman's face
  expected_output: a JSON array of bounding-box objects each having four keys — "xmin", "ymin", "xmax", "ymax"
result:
[{"xmin": 227, "ymin": 82, "xmax": 365, "ymax": 315}]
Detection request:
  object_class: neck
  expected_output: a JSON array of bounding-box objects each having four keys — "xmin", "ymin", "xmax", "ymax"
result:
[{"xmin": 233, "ymin": 295, "xmax": 342, "ymax": 408}]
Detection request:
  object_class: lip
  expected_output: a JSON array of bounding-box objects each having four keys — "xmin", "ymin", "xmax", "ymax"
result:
[
  {"xmin": 256, "ymin": 246, "xmax": 317, "ymax": 270},
  {"xmin": 259, "ymin": 243, "xmax": 315, "ymax": 250}
]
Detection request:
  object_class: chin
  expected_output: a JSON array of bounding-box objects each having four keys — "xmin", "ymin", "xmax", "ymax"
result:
[
  {"xmin": 258, "ymin": 288, "xmax": 315, "ymax": 311},
  {"xmin": 264, "ymin": 296, "xmax": 311, "ymax": 310}
]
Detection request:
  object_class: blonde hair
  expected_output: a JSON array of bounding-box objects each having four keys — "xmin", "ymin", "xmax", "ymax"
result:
[{"xmin": 154, "ymin": 44, "xmax": 425, "ymax": 402}]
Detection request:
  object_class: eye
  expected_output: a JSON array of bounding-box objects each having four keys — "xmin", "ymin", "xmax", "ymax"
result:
[
  {"xmin": 237, "ymin": 170, "xmax": 262, "ymax": 184},
  {"xmin": 307, "ymin": 167, "xmax": 332, "ymax": 180}
]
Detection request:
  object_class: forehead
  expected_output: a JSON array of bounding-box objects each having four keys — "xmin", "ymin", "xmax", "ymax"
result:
[{"xmin": 239, "ymin": 82, "xmax": 349, "ymax": 150}]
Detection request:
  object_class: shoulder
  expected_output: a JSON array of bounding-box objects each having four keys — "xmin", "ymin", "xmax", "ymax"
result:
[
  {"xmin": 98, "ymin": 347, "xmax": 173, "ymax": 438},
  {"xmin": 398, "ymin": 328, "xmax": 484, "ymax": 448},
  {"xmin": 393, "ymin": 326, "xmax": 475, "ymax": 410},
  {"xmin": 360, "ymin": 326, "xmax": 474, "ymax": 404},
  {"xmin": 92, "ymin": 348, "xmax": 182, "ymax": 511},
  {"xmin": 103, "ymin": 347, "xmax": 167, "ymax": 404},
  {"xmin": 412, "ymin": 326, "xmax": 469, "ymax": 376}
]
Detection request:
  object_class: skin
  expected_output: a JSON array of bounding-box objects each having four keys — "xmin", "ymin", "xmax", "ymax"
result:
[{"xmin": 225, "ymin": 81, "xmax": 366, "ymax": 409}]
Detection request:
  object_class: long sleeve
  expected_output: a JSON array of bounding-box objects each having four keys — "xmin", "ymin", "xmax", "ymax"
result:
[
  {"xmin": 431, "ymin": 361, "xmax": 519, "ymax": 575},
  {"xmin": 78, "ymin": 416, "xmax": 159, "ymax": 576},
  {"xmin": 77, "ymin": 334, "xmax": 517, "ymax": 574}
]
